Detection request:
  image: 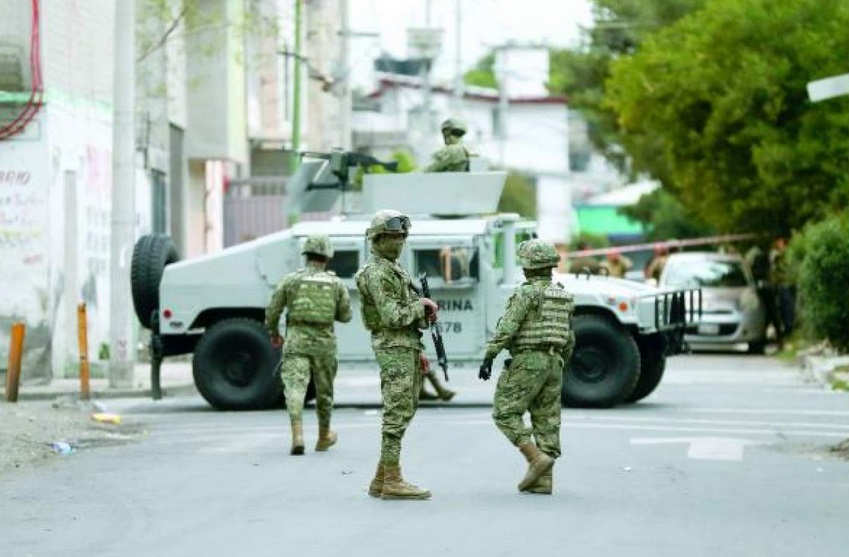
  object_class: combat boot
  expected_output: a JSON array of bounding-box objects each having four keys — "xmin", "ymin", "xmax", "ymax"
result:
[
  {"xmin": 434, "ymin": 383, "xmax": 456, "ymax": 402},
  {"xmin": 524, "ymin": 468, "xmax": 553, "ymax": 495},
  {"xmin": 419, "ymin": 386, "xmax": 439, "ymax": 401},
  {"xmin": 315, "ymin": 425, "xmax": 338, "ymax": 452},
  {"xmin": 517, "ymin": 442, "xmax": 554, "ymax": 491},
  {"xmin": 368, "ymin": 462, "xmax": 385, "ymax": 498},
  {"xmin": 381, "ymin": 465, "xmax": 432, "ymax": 500},
  {"xmin": 290, "ymin": 421, "xmax": 305, "ymax": 455}
]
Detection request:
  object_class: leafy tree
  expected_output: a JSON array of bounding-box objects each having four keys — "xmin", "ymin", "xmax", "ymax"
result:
[
  {"xmin": 618, "ymin": 188, "xmax": 713, "ymax": 240},
  {"xmin": 605, "ymin": 0, "xmax": 849, "ymax": 237},
  {"xmin": 463, "ymin": 52, "xmax": 498, "ymax": 89},
  {"xmin": 497, "ymin": 172, "xmax": 536, "ymax": 218},
  {"xmin": 788, "ymin": 211, "xmax": 849, "ymax": 351},
  {"xmin": 548, "ymin": 0, "xmax": 706, "ymax": 170}
]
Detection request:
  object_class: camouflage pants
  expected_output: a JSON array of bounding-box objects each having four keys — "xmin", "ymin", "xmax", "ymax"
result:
[
  {"xmin": 375, "ymin": 347, "xmax": 423, "ymax": 466},
  {"xmin": 492, "ymin": 350, "xmax": 563, "ymax": 458},
  {"xmin": 280, "ymin": 350, "xmax": 337, "ymax": 426}
]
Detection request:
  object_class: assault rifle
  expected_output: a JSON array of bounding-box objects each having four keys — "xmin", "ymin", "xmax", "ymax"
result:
[{"xmin": 419, "ymin": 273, "xmax": 449, "ymax": 381}]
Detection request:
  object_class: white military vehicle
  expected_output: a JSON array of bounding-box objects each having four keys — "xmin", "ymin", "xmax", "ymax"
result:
[{"xmin": 131, "ymin": 151, "xmax": 699, "ymax": 410}]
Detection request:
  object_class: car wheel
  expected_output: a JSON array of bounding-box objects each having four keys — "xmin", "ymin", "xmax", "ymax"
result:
[
  {"xmin": 193, "ymin": 318, "xmax": 282, "ymax": 410},
  {"xmin": 626, "ymin": 335, "xmax": 667, "ymax": 403},
  {"xmin": 747, "ymin": 340, "xmax": 767, "ymax": 355},
  {"xmin": 131, "ymin": 234, "xmax": 179, "ymax": 329},
  {"xmin": 563, "ymin": 314, "xmax": 641, "ymax": 408}
]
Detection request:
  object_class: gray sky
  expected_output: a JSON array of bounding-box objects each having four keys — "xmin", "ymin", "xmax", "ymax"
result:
[{"xmin": 348, "ymin": 0, "xmax": 593, "ymax": 88}]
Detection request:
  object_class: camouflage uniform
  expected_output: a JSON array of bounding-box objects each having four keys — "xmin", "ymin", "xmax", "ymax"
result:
[
  {"xmin": 481, "ymin": 239, "xmax": 575, "ymax": 494},
  {"xmin": 265, "ymin": 235, "xmax": 352, "ymax": 454},
  {"xmin": 355, "ymin": 209, "xmax": 433, "ymax": 500},
  {"xmin": 424, "ymin": 118, "xmax": 471, "ymax": 173}
]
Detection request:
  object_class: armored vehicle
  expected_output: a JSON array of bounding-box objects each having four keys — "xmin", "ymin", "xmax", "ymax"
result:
[{"xmin": 131, "ymin": 151, "xmax": 699, "ymax": 410}]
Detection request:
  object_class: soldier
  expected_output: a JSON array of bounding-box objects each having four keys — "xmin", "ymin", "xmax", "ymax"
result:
[
  {"xmin": 600, "ymin": 248, "xmax": 633, "ymax": 278},
  {"xmin": 265, "ymin": 234, "xmax": 353, "ymax": 456},
  {"xmin": 479, "ymin": 239, "xmax": 575, "ymax": 494},
  {"xmin": 424, "ymin": 118, "xmax": 472, "ymax": 172},
  {"xmin": 355, "ymin": 209, "xmax": 438, "ymax": 500}
]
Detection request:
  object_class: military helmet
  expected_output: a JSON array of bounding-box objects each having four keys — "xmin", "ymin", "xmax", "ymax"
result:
[
  {"xmin": 440, "ymin": 118, "xmax": 467, "ymax": 136},
  {"xmin": 301, "ymin": 234, "xmax": 334, "ymax": 258},
  {"xmin": 366, "ymin": 209, "xmax": 411, "ymax": 241},
  {"xmin": 517, "ymin": 239, "xmax": 560, "ymax": 269}
]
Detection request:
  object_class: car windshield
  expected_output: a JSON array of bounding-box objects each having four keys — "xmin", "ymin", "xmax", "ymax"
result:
[{"xmin": 664, "ymin": 258, "xmax": 749, "ymax": 287}]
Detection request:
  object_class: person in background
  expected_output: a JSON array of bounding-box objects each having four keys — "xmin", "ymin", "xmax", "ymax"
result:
[
  {"xmin": 745, "ymin": 243, "xmax": 782, "ymax": 347},
  {"xmin": 645, "ymin": 244, "xmax": 669, "ymax": 282},
  {"xmin": 568, "ymin": 241, "xmax": 601, "ymax": 274},
  {"xmin": 770, "ymin": 237, "xmax": 796, "ymax": 339},
  {"xmin": 424, "ymin": 118, "xmax": 472, "ymax": 172},
  {"xmin": 600, "ymin": 248, "xmax": 633, "ymax": 278}
]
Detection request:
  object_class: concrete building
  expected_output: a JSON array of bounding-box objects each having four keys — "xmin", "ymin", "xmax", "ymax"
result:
[
  {"xmin": 353, "ymin": 68, "xmax": 575, "ymax": 244},
  {"xmin": 0, "ymin": 0, "xmax": 348, "ymax": 384}
]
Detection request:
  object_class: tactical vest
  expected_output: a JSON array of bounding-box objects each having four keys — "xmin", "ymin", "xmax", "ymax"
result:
[
  {"xmin": 287, "ymin": 271, "xmax": 338, "ymax": 326},
  {"xmin": 355, "ymin": 259, "xmax": 417, "ymax": 332},
  {"xmin": 512, "ymin": 283, "xmax": 574, "ymax": 350}
]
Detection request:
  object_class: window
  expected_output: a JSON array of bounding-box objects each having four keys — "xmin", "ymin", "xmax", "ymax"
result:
[
  {"xmin": 415, "ymin": 246, "xmax": 479, "ymax": 283},
  {"xmin": 327, "ymin": 250, "xmax": 359, "ymax": 279}
]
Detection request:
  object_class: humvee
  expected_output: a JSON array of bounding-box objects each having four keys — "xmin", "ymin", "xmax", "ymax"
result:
[{"xmin": 131, "ymin": 150, "xmax": 699, "ymax": 410}]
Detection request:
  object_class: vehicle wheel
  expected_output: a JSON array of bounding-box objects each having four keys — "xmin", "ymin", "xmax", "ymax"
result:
[
  {"xmin": 193, "ymin": 318, "xmax": 282, "ymax": 410},
  {"xmin": 562, "ymin": 314, "xmax": 640, "ymax": 408},
  {"xmin": 747, "ymin": 340, "xmax": 767, "ymax": 355},
  {"xmin": 131, "ymin": 234, "xmax": 179, "ymax": 329},
  {"xmin": 626, "ymin": 335, "xmax": 667, "ymax": 403}
]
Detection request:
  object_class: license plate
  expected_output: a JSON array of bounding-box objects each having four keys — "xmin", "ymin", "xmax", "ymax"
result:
[{"xmin": 697, "ymin": 323, "xmax": 720, "ymax": 335}]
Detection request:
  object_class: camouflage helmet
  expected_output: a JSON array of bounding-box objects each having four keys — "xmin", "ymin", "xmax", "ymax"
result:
[
  {"xmin": 517, "ymin": 239, "xmax": 560, "ymax": 269},
  {"xmin": 366, "ymin": 209, "xmax": 411, "ymax": 241},
  {"xmin": 440, "ymin": 118, "xmax": 467, "ymax": 136},
  {"xmin": 301, "ymin": 234, "xmax": 334, "ymax": 258}
]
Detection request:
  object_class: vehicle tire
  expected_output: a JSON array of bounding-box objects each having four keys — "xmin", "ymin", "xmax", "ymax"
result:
[
  {"xmin": 562, "ymin": 314, "xmax": 640, "ymax": 408},
  {"xmin": 747, "ymin": 340, "xmax": 767, "ymax": 355},
  {"xmin": 626, "ymin": 335, "xmax": 667, "ymax": 403},
  {"xmin": 193, "ymin": 318, "xmax": 282, "ymax": 410},
  {"xmin": 131, "ymin": 234, "xmax": 179, "ymax": 329}
]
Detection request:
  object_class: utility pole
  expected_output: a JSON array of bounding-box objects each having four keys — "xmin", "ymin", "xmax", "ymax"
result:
[
  {"xmin": 289, "ymin": 0, "xmax": 303, "ymax": 173},
  {"xmin": 454, "ymin": 0, "xmax": 463, "ymax": 104},
  {"xmin": 339, "ymin": 0, "xmax": 351, "ymax": 150},
  {"xmin": 109, "ymin": 0, "xmax": 136, "ymax": 388}
]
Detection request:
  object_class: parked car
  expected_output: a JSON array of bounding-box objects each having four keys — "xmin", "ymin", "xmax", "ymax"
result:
[{"xmin": 658, "ymin": 251, "xmax": 767, "ymax": 353}]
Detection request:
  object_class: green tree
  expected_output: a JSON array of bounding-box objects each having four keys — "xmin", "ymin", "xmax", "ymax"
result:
[
  {"xmin": 605, "ymin": 0, "xmax": 849, "ymax": 237},
  {"xmin": 497, "ymin": 172, "xmax": 536, "ymax": 218},
  {"xmin": 463, "ymin": 52, "xmax": 498, "ymax": 89},
  {"xmin": 548, "ymin": 0, "xmax": 706, "ymax": 170},
  {"xmin": 618, "ymin": 188, "xmax": 713, "ymax": 240}
]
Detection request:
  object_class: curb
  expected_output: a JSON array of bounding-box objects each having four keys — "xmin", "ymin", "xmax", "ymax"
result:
[
  {"xmin": 15, "ymin": 384, "xmax": 200, "ymax": 402},
  {"xmin": 799, "ymin": 354, "xmax": 849, "ymax": 388}
]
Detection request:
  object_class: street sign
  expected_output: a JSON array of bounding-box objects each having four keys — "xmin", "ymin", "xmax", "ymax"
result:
[{"xmin": 807, "ymin": 73, "xmax": 849, "ymax": 103}]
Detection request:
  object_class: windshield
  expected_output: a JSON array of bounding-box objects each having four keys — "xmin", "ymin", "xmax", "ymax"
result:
[{"xmin": 664, "ymin": 258, "xmax": 749, "ymax": 288}]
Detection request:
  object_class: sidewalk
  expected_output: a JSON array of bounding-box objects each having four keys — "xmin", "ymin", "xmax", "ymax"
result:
[{"xmin": 12, "ymin": 361, "xmax": 498, "ymax": 407}]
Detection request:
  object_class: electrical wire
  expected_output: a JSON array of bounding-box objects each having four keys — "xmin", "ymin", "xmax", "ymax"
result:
[{"xmin": 0, "ymin": 0, "xmax": 43, "ymax": 140}]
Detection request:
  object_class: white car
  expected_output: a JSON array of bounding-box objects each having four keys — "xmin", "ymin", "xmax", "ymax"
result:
[{"xmin": 658, "ymin": 251, "xmax": 767, "ymax": 353}]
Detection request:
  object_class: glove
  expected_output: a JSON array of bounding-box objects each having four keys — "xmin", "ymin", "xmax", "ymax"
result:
[{"xmin": 478, "ymin": 358, "xmax": 493, "ymax": 381}]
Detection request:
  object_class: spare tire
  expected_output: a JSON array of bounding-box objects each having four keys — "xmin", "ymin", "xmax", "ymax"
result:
[
  {"xmin": 562, "ymin": 314, "xmax": 640, "ymax": 408},
  {"xmin": 131, "ymin": 234, "xmax": 179, "ymax": 329}
]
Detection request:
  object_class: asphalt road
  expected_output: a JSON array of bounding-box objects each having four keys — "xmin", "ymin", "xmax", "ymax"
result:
[{"xmin": 2, "ymin": 352, "xmax": 848, "ymax": 557}]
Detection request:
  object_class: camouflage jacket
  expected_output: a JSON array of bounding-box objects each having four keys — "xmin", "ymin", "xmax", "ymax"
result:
[
  {"xmin": 355, "ymin": 252, "xmax": 427, "ymax": 351},
  {"xmin": 485, "ymin": 277, "xmax": 574, "ymax": 360},
  {"xmin": 265, "ymin": 264, "xmax": 352, "ymax": 355},
  {"xmin": 424, "ymin": 144, "xmax": 470, "ymax": 172}
]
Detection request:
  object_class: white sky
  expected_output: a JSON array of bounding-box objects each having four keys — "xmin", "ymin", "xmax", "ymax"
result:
[{"xmin": 348, "ymin": 0, "xmax": 594, "ymax": 88}]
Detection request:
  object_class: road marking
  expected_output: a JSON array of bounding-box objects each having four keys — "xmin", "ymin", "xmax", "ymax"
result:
[{"xmin": 630, "ymin": 437, "xmax": 763, "ymax": 461}]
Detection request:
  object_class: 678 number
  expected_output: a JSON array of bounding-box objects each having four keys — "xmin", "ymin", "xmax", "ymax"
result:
[{"xmin": 435, "ymin": 321, "xmax": 462, "ymax": 334}]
